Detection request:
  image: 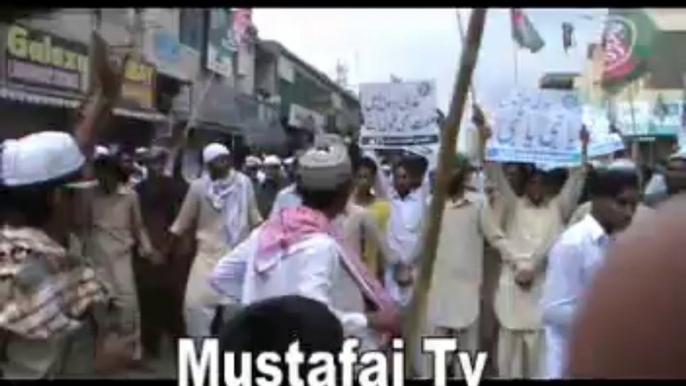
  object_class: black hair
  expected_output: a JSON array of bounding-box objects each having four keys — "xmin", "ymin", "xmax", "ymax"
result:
[
  {"xmin": 521, "ymin": 164, "xmax": 543, "ymax": 185},
  {"xmin": 357, "ymin": 156, "xmax": 378, "ymax": 175},
  {"xmin": 0, "ymin": 169, "xmax": 83, "ymax": 228},
  {"xmin": 218, "ymin": 296, "xmax": 344, "ymax": 380},
  {"xmin": 347, "ymin": 142, "xmax": 362, "ymax": 172},
  {"xmin": 297, "ymin": 180, "xmax": 351, "ymax": 213},
  {"xmin": 396, "ymin": 156, "xmax": 424, "ymax": 179},
  {"xmin": 588, "ymin": 167, "xmax": 639, "ymax": 199},
  {"xmin": 94, "ymin": 156, "xmax": 128, "ymax": 184}
]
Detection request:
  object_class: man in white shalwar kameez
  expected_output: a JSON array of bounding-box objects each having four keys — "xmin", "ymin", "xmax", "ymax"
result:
[
  {"xmin": 210, "ymin": 139, "xmax": 399, "ymax": 351},
  {"xmin": 541, "ymin": 162, "xmax": 639, "ymax": 378},
  {"xmin": 383, "ymin": 157, "xmax": 429, "ymax": 309},
  {"xmin": 169, "ymin": 143, "xmax": 262, "ymax": 340}
]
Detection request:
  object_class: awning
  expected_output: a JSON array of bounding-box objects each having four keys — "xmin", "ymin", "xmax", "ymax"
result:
[
  {"xmin": 0, "ymin": 87, "xmax": 80, "ymax": 108},
  {"xmin": 112, "ymin": 107, "xmax": 167, "ymax": 122},
  {"xmin": 0, "ymin": 87, "xmax": 167, "ymax": 122}
]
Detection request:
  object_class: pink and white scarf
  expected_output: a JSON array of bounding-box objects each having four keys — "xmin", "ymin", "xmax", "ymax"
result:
[{"xmin": 255, "ymin": 206, "xmax": 397, "ymax": 335}]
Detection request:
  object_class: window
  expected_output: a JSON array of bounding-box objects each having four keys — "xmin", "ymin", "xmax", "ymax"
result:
[{"xmin": 179, "ymin": 8, "xmax": 205, "ymax": 52}]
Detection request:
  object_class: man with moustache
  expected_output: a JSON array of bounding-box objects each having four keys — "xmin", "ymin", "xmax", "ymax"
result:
[{"xmin": 541, "ymin": 161, "xmax": 640, "ymax": 378}]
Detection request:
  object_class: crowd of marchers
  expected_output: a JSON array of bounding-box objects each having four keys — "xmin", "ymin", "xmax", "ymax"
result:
[{"xmin": 2, "ymin": 46, "xmax": 686, "ymax": 380}]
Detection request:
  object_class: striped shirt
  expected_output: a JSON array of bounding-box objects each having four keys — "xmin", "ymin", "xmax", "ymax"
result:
[{"xmin": 0, "ymin": 226, "xmax": 108, "ymax": 340}]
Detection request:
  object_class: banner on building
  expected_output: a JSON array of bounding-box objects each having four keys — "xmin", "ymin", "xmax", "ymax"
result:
[
  {"xmin": 615, "ymin": 99, "xmax": 682, "ymax": 137},
  {"xmin": 232, "ymin": 8, "xmax": 253, "ymax": 48},
  {"xmin": 118, "ymin": 57, "xmax": 157, "ymax": 111},
  {"xmin": 359, "ymin": 81, "xmax": 440, "ymax": 150},
  {"xmin": 206, "ymin": 8, "xmax": 237, "ymax": 78},
  {"xmin": 487, "ymin": 88, "xmax": 584, "ymax": 164},
  {"xmin": 2, "ymin": 24, "xmax": 89, "ymax": 97}
]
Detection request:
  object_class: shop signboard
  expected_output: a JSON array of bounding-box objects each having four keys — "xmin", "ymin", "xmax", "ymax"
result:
[
  {"xmin": 206, "ymin": 8, "xmax": 237, "ymax": 78},
  {"xmin": 2, "ymin": 24, "xmax": 89, "ymax": 97},
  {"xmin": 119, "ymin": 56, "xmax": 157, "ymax": 111}
]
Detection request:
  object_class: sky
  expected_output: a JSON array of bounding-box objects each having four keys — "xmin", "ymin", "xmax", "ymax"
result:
[{"xmin": 253, "ymin": 8, "xmax": 608, "ymax": 113}]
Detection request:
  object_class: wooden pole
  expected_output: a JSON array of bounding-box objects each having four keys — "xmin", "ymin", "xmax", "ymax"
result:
[
  {"xmin": 403, "ymin": 8, "xmax": 488, "ymax": 376},
  {"xmin": 456, "ymin": 9, "xmax": 477, "ymax": 106}
]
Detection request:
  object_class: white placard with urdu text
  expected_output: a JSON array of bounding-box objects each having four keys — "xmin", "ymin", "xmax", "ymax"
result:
[
  {"xmin": 486, "ymin": 88, "xmax": 584, "ymax": 165},
  {"xmin": 359, "ymin": 81, "xmax": 440, "ymax": 149}
]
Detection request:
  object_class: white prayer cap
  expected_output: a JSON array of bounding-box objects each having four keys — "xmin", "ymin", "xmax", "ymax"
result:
[
  {"xmin": 245, "ymin": 155, "xmax": 262, "ymax": 167},
  {"xmin": 135, "ymin": 147, "xmax": 149, "ymax": 156},
  {"xmin": 608, "ymin": 158, "xmax": 637, "ymax": 170},
  {"xmin": 94, "ymin": 145, "xmax": 110, "ymax": 160},
  {"xmin": 297, "ymin": 137, "xmax": 352, "ymax": 190},
  {"xmin": 1, "ymin": 131, "xmax": 85, "ymax": 187},
  {"xmin": 203, "ymin": 143, "xmax": 230, "ymax": 164},
  {"xmin": 284, "ymin": 157, "xmax": 295, "ymax": 165},
  {"xmin": 263, "ymin": 155, "xmax": 281, "ymax": 166}
]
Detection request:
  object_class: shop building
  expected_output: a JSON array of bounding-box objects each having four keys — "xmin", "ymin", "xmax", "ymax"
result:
[
  {"xmin": 255, "ymin": 40, "xmax": 362, "ymax": 151},
  {"xmin": 0, "ymin": 10, "xmax": 166, "ymax": 150}
]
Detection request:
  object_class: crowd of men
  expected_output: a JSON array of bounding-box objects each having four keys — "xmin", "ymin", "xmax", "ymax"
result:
[{"xmin": 2, "ymin": 39, "xmax": 686, "ymax": 380}]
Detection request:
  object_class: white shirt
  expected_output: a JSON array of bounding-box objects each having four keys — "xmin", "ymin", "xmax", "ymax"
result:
[
  {"xmin": 269, "ymin": 184, "xmax": 302, "ymax": 218},
  {"xmin": 541, "ymin": 214, "xmax": 610, "ymax": 379},
  {"xmin": 384, "ymin": 188, "xmax": 428, "ymax": 307},
  {"xmin": 210, "ymin": 230, "xmax": 369, "ymax": 337},
  {"xmin": 386, "ymin": 188, "xmax": 427, "ymax": 264}
]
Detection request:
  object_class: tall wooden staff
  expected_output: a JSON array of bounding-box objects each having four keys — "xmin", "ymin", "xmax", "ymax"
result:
[{"xmin": 403, "ymin": 8, "xmax": 488, "ymax": 375}]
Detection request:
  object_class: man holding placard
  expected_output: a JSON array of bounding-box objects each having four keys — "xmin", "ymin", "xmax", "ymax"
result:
[{"xmin": 474, "ymin": 105, "xmax": 589, "ymax": 379}]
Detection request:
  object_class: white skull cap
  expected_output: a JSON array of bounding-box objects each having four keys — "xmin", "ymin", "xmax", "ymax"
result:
[
  {"xmin": 263, "ymin": 155, "xmax": 281, "ymax": 166},
  {"xmin": 1, "ymin": 131, "xmax": 85, "ymax": 187},
  {"xmin": 203, "ymin": 143, "xmax": 230, "ymax": 164},
  {"xmin": 297, "ymin": 136, "xmax": 352, "ymax": 190}
]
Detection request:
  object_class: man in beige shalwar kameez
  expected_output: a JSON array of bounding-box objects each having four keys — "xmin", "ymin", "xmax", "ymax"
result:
[
  {"xmin": 169, "ymin": 143, "xmax": 262, "ymax": 340},
  {"xmin": 83, "ymin": 155, "xmax": 158, "ymax": 364},
  {"xmin": 474, "ymin": 109, "xmax": 588, "ymax": 379},
  {"xmin": 418, "ymin": 154, "xmax": 514, "ymax": 378}
]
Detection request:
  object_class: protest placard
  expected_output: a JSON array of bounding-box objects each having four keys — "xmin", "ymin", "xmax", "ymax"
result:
[
  {"xmin": 359, "ymin": 81, "xmax": 441, "ymax": 150},
  {"xmin": 486, "ymin": 88, "xmax": 584, "ymax": 165},
  {"xmin": 533, "ymin": 105, "xmax": 624, "ymax": 170}
]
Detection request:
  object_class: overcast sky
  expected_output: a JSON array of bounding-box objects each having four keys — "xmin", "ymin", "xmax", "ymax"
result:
[{"xmin": 253, "ymin": 8, "xmax": 608, "ymax": 113}]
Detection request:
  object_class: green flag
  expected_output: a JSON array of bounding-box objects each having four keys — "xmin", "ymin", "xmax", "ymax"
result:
[
  {"xmin": 601, "ymin": 8, "xmax": 658, "ymax": 93},
  {"xmin": 511, "ymin": 8, "xmax": 545, "ymax": 53}
]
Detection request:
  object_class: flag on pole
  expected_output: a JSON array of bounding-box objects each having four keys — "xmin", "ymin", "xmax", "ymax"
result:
[
  {"xmin": 511, "ymin": 8, "xmax": 545, "ymax": 53},
  {"xmin": 601, "ymin": 8, "xmax": 658, "ymax": 93}
]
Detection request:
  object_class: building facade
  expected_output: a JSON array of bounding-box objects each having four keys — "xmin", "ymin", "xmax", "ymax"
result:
[
  {"xmin": 575, "ymin": 8, "xmax": 686, "ymax": 164},
  {"xmin": 0, "ymin": 9, "xmax": 168, "ymax": 147},
  {"xmin": 0, "ymin": 8, "xmax": 361, "ymax": 159},
  {"xmin": 256, "ymin": 40, "xmax": 361, "ymax": 150}
]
